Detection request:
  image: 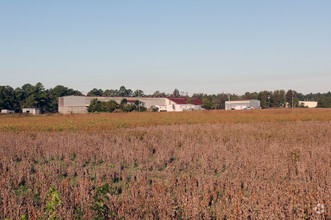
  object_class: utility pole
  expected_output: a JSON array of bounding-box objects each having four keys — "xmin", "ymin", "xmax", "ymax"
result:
[
  {"xmin": 292, "ymin": 90, "xmax": 294, "ymax": 109},
  {"xmin": 268, "ymin": 95, "xmax": 270, "ymax": 108},
  {"xmin": 227, "ymin": 93, "xmax": 231, "ymax": 110},
  {"xmin": 138, "ymin": 90, "xmax": 141, "ymax": 112}
]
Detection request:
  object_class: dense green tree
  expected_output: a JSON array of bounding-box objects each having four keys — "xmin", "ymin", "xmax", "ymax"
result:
[
  {"xmin": 258, "ymin": 91, "xmax": 272, "ymax": 109},
  {"xmin": 102, "ymin": 87, "xmax": 134, "ymax": 97},
  {"xmin": 15, "ymin": 83, "xmax": 32, "ymax": 104},
  {"xmin": 118, "ymin": 86, "xmax": 132, "ymax": 96},
  {"xmin": 172, "ymin": 89, "xmax": 180, "ymax": 97},
  {"xmin": 218, "ymin": 93, "xmax": 228, "ymax": 109},
  {"xmin": 133, "ymin": 89, "xmax": 144, "ymax": 97},
  {"xmin": 103, "ymin": 100, "xmax": 119, "ymax": 112},
  {"xmin": 88, "ymin": 99, "xmax": 121, "ymax": 113},
  {"xmin": 87, "ymin": 98, "xmax": 102, "ymax": 112},
  {"xmin": 243, "ymin": 92, "xmax": 253, "ymax": 100},
  {"xmin": 0, "ymin": 86, "xmax": 20, "ymax": 112},
  {"xmin": 120, "ymin": 98, "xmax": 127, "ymax": 105},
  {"xmin": 15, "ymin": 84, "xmax": 31, "ymax": 109},
  {"xmin": 0, "ymin": 83, "xmax": 82, "ymax": 113},
  {"xmin": 191, "ymin": 93, "xmax": 228, "ymax": 109},
  {"xmin": 103, "ymin": 89, "xmax": 119, "ymax": 96},
  {"xmin": 286, "ymin": 90, "xmax": 298, "ymax": 108},
  {"xmin": 271, "ymin": 90, "xmax": 286, "ymax": 107},
  {"xmin": 121, "ymin": 103, "xmax": 135, "ymax": 112},
  {"xmin": 152, "ymin": 90, "xmax": 167, "ymax": 97},
  {"xmin": 19, "ymin": 82, "xmax": 49, "ymax": 113},
  {"xmin": 201, "ymin": 97, "xmax": 213, "ymax": 109},
  {"xmin": 119, "ymin": 86, "xmax": 126, "ymax": 96},
  {"xmin": 87, "ymin": 88, "xmax": 103, "ymax": 96},
  {"xmin": 229, "ymin": 94, "xmax": 240, "ymax": 101},
  {"xmin": 46, "ymin": 85, "xmax": 82, "ymax": 112},
  {"xmin": 87, "ymin": 97, "xmax": 147, "ymax": 113},
  {"xmin": 49, "ymin": 85, "xmax": 82, "ymax": 98},
  {"xmin": 317, "ymin": 96, "xmax": 331, "ymax": 108}
]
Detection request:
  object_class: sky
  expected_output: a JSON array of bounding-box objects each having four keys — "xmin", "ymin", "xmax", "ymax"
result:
[{"xmin": 1, "ymin": 0, "xmax": 330, "ymax": 95}]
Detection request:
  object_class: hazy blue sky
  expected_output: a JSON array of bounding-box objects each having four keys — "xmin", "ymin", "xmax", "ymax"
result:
[{"xmin": 1, "ymin": 1, "xmax": 330, "ymax": 95}]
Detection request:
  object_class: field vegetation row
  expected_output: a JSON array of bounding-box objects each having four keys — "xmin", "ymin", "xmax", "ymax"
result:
[{"xmin": 1, "ymin": 108, "xmax": 331, "ymax": 132}]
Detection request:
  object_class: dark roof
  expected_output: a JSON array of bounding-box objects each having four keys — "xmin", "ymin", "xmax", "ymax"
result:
[{"xmin": 168, "ymin": 98, "xmax": 202, "ymax": 105}]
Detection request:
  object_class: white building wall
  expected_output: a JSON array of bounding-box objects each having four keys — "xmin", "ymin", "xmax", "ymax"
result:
[
  {"xmin": 298, "ymin": 101, "xmax": 318, "ymax": 108},
  {"xmin": 1, "ymin": 109, "xmax": 15, "ymax": 114},
  {"xmin": 59, "ymin": 96, "xmax": 170, "ymax": 114},
  {"xmin": 58, "ymin": 96, "xmax": 203, "ymax": 114},
  {"xmin": 154, "ymin": 104, "xmax": 202, "ymax": 112},
  {"xmin": 22, "ymin": 108, "xmax": 40, "ymax": 115}
]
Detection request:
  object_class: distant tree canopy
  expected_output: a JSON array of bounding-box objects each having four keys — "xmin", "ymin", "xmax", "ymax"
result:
[
  {"xmin": 0, "ymin": 86, "xmax": 20, "ymax": 112},
  {"xmin": 88, "ymin": 99, "xmax": 119, "ymax": 113},
  {"xmin": 0, "ymin": 83, "xmax": 82, "ymax": 113},
  {"xmin": 201, "ymin": 97, "xmax": 213, "ymax": 110},
  {"xmin": 47, "ymin": 85, "xmax": 82, "ymax": 112},
  {"xmin": 0, "ymin": 83, "xmax": 330, "ymax": 113},
  {"xmin": 151, "ymin": 90, "xmax": 167, "ymax": 97},
  {"xmin": 87, "ymin": 98, "xmax": 146, "ymax": 113},
  {"xmin": 317, "ymin": 93, "xmax": 331, "ymax": 108},
  {"xmin": 87, "ymin": 88, "xmax": 103, "ymax": 96},
  {"xmin": 133, "ymin": 89, "xmax": 144, "ymax": 97},
  {"xmin": 89, "ymin": 86, "xmax": 135, "ymax": 97},
  {"xmin": 191, "ymin": 90, "xmax": 330, "ymax": 110},
  {"xmin": 172, "ymin": 89, "xmax": 180, "ymax": 97}
]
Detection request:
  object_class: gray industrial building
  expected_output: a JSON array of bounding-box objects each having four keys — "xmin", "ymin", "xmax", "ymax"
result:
[
  {"xmin": 58, "ymin": 96, "xmax": 202, "ymax": 114},
  {"xmin": 225, "ymin": 100, "xmax": 260, "ymax": 110}
]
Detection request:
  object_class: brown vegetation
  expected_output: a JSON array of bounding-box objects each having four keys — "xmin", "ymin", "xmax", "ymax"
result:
[
  {"xmin": 0, "ymin": 108, "xmax": 330, "ymax": 132},
  {"xmin": 0, "ymin": 109, "xmax": 330, "ymax": 219}
]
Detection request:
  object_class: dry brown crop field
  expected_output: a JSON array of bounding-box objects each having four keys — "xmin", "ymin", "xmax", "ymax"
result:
[
  {"xmin": 0, "ymin": 109, "xmax": 330, "ymax": 219},
  {"xmin": 0, "ymin": 108, "xmax": 330, "ymax": 132}
]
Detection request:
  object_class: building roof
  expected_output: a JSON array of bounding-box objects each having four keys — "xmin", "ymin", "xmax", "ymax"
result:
[
  {"xmin": 168, "ymin": 98, "xmax": 202, "ymax": 105},
  {"xmin": 299, "ymin": 101, "xmax": 317, "ymax": 103},
  {"xmin": 225, "ymin": 99, "xmax": 259, "ymax": 103},
  {"xmin": 61, "ymin": 95, "xmax": 203, "ymax": 105}
]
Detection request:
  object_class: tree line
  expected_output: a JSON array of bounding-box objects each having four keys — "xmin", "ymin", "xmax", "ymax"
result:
[
  {"xmin": 0, "ymin": 83, "xmax": 330, "ymax": 113},
  {"xmin": 198, "ymin": 90, "xmax": 331, "ymax": 109},
  {"xmin": 0, "ymin": 83, "xmax": 82, "ymax": 113},
  {"xmin": 87, "ymin": 98, "xmax": 149, "ymax": 113}
]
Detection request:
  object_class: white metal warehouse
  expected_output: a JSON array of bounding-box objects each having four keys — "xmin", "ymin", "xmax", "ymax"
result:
[
  {"xmin": 225, "ymin": 100, "xmax": 260, "ymax": 110},
  {"xmin": 58, "ymin": 96, "xmax": 203, "ymax": 114}
]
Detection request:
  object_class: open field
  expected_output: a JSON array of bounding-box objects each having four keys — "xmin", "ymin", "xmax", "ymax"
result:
[
  {"xmin": 0, "ymin": 108, "xmax": 331, "ymax": 132},
  {"xmin": 0, "ymin": 109, "xmax": 330, "ymax": 219}
]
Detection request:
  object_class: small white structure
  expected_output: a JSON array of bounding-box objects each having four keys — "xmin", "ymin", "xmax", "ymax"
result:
[
  {"xmin": 225, "ymin": 100, "xmax": 260, "ymax": 110},
  {"xmin": 298, "ymin": 101, "xmax": 318, "ymax": 108},
  {"xmin": 156, "ymin": 98, "xmax": 203, "ymax": 112},
  {"xmin": 1, "ymin": 109, "xmax": 15, "ymax": 114},
  {"xmin": 22, "ymin": 108, "xmax": 40, "ymax": 115},
  {"xmin": 155, "ymin": 104, "xmax": 202, "ymax": 112}
]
